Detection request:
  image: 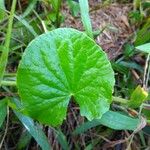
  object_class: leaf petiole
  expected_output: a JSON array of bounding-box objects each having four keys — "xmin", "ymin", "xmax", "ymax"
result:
[
  {"xmin": 1, "ymin": 80, "xmax": 16, "ymax": 86},
  {"xmin": 112, "ymin": 96, "xmax": 128, "ymax": 104}
]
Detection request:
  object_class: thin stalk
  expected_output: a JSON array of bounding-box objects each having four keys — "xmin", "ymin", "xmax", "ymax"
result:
[
  {"xmin": 139, "ymin": 131, "xmax": 146, "ymax": 147},
  {"xmin": 56, "ymin": 0, "xmax": 62, "ymax": 27},
  {"xmin": 79, "ymin": 0, "xmax": 93, "ymax": 39},
  {"xmin": 126, "ymin": 134, "xmax": 134, "ymax": 150},
  {"xmin": 0, "ymin": 0, "xmax": 17, "ymax": 86},
  {"xmin": 4, "ymin": 73, "xmax": 16, "ymax": 77},
  {"xmin": 113, "ymin": 96, "xmax": 150, "ymax": 109},
  {"xmin": 1, "ymin": 80, "xmax": 16, "ymax": 86},
  {"xmin": 145, "ymin": 55, "xmax": 150, "ymax": 88},
  {"xmin": 143, "ymin": 54, "xmax": 149, "ymax": 89},
  {"xmin": 112, "ymin": 96, "xmax": 128, "ymax": 104},
  {"xmin": 33, "ymin": 10, "xmax": 47, "ymax": 33}
]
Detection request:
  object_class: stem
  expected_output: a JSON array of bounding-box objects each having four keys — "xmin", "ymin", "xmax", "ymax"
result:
[
  {"xmin": 4, "ymin": 73, "xmax": 16, "ymax": 77},
  {"xmin": 33, "ymin": 10, "xmax": 47, "ymax": 33},
  {"xmin": 4, "ymin": 0, "xmax": 17, "ymax": 49},
  {"xmin": 56, "ymin": 0, "xmax": 62, "ymax": 27},
  {"xmin": 0, "ymin": 0, "xmax": 17, "ymax": 86},
  {"xmin": 1, "ymin": 80, "xmax": 16, "ymax": 86},
  {"xmin": 145, "ymin": 55, "xmax": 150, "ymax": 89},
  {"xmin": 112, "ymin": 96, "xmax": 128, "ymax": 104},
  {"xmin": 79, "ymin": 0, "xmax": 93, "ymax": 39},
  {"xmin": 143, "ymin": 54, "xmax": 149, "ymax": 89},
  {"xmin": 113, "ymin": 96, "xmax": 150, "ymax": 110},
  {"xmin": 126, "ymin": 134, "xmax": 134, "ymax": 150}
]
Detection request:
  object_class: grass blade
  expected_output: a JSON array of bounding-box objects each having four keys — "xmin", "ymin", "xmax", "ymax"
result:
[
  {"xmin": 67, "ymin": 0, "xmax": 80, "ymax": 16},
  {"xmin": 21, "ymin": 0, "xmax": 38, "ymax": 18},
  {"xmin": 14, "ymin": 15, "xmax": 38, "ymax": 37},
  {"xmin": 50, "ymin": 0, "xmax": 62, "ymax": 27},
  {"xmin": 73, "ymin": 111, "xmax": 140, "ymax": 134},
  {"xmin": 3, "ymin": 9, "xmax": 38, "ymax": 37},
  {"xmin": 0, "ymin": 99, "xmax": 7, "ymax": 128},
  {"xmin": 0, "ymin": 0, "xmax": 17, "ymax": 86},
  {"xmin": 12, "ymin": 98, "xmax": 52, "ymax": 150},
  {"xmin": 16, "ymin": 130, "xmax": 32, "ymax": 150},
  {"xmin": 55, "ymin": 129, "xmax": 69, "ymax": 150},
  {"xmin": 136, "ymin": 43, "xmax": 150, "ymax": 54},
  {"xmin": 79, "ymin": 0, "xmax": 93, "ymax": 38}
]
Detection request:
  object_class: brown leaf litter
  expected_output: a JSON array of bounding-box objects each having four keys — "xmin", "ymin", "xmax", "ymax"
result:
[{"xmin": 62, "ymin": 2, "xmax": 133, "ymax": 60}]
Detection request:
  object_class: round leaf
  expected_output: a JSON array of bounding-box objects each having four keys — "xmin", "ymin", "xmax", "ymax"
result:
[{"xmin": 17, "ymin": 28, "xmax": 115, "ymax": 126}]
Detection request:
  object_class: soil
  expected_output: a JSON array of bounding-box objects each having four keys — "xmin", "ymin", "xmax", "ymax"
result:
[{"xmin": 62, "ymin": 1, "xmax": 133, "ymax": 60}]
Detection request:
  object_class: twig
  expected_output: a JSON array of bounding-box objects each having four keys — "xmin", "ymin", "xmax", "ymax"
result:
[
  {"xmin": 131, "ymin": 69, "xmax": 142, "ymax": 84},
  {"xmin": 145, "ymin": 57, "xmax": 150, "ymax": 88},
  {"xmin": 143, "ymin": 54, "xmax": 149, "ymax": 89},
  {"xmin": 126, "ymin": 133, "xmax": 134, "ymax": 150}
]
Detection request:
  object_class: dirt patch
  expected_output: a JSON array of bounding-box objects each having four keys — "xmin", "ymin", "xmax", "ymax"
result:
[{"xmin": 62, "ymin": 2, "xmax": 133, "ymax": 59}]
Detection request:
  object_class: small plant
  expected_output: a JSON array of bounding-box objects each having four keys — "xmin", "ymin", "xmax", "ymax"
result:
[
  {"xmin": 17, "ymin": 28, "xmax": 115, "ymax": 126},
  {"xmin": 1, "ymin": 0, "xmax": 150, "ymax": 149}
]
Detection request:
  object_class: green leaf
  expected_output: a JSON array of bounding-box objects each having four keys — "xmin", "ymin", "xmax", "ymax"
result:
[
  {"xmin": 55, "ymin": 129, "xmax": 69, "ymax": 150},
  {"xmin": 123, "ymin": 43, "xmax": 135, "ymax": 57},
  {"xmin": 128, "ymin": 85, "xmax": 148, "ymax": 108},
  {"xmin": 67, "ymin": 0, "xmax": 80, "ymax": 16},
  {"xmin": 0, "ymin": 99, "xmax": 7, "ymax": 128},
  {"xmin": 84, "ymin": 144, "xmax": 93, "ymax": 150},
  {"xmin": 17, "ymin": 28, "xmax": 115, "ymax": 126},
  {"xmin": 136, "ymin": 43, "xmax": 150, "ymax": 54},
  {"xmin": 14, "ymin": 15, "xmax": 38, "ymax": 37},
  {"xmin": 16, "ymin": 130, "xmax": 32, "ymax": 150},
  {"xmin": 73, "ymin": 111, "xmax": 140, "ymax": 134},
  {"xmin": 50, "ymin": 0, "xmax": 61, "ymax": 12},
  {"xmin": 134, "ymin": 19, "xmax": 150, "ymax": 46},
  {"xmin": 21, "ymin": 0, "xmax": 38, "ymax": 18},
  {"xmin": 119, "ymin": 61, "xmax": 143, "ymax": 72},
  {"xmin": 142, "ymin": 1, "xmax": 150, "ymax": 9},
  {"xmin": 12, "ymin": 98, "xmax": 52, "ymax": 150},
  {"xmin": 79, "ymin": 0, "xmax": 93, "ymax": 38},
  {"xmin": 45, "ymin": 0, "xmax": 62, "ymax": 27}
]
